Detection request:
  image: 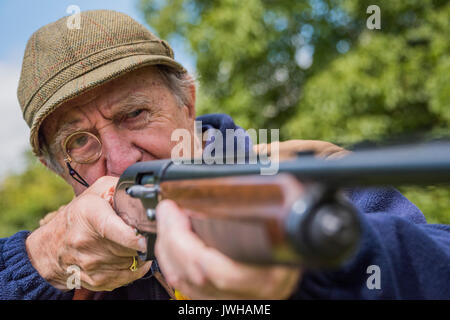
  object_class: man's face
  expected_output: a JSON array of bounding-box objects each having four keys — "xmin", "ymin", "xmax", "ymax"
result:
[{"xmin": 40, "ymin": 66, "xmax": 196, "ymax": 195}]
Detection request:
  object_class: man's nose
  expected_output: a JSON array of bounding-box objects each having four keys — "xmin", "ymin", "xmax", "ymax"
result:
[{"xmin": 100, "ymin": 129, "xmax": 142, "ymax": 176}]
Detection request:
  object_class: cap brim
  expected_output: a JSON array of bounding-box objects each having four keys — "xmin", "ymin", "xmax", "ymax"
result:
[{"xmin": 30, "ymin": 54, "xmax": 186, "ymax": 156}]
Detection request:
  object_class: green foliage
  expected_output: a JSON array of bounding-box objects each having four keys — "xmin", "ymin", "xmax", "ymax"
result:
[
  {"xmin": 400, "ymin": 185, "xmax": 450, "ymax": 225},
  {"xmin": 141, "ymin": 0, "xmax": 449, "ymax": 223},
  {"xmin": 140, "ymin": 0, "xmax": 358, "ymax": 130},
  {"xmin": 284, "ymin": 0, "xmax": 450, "ymax": 143},
  {"xmin": 0, "ymin": 153, "xmax": 73, "ymax": 237}
]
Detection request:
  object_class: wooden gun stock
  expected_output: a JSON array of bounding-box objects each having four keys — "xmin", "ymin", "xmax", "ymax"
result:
[{"xmin": 159, "ymin": 174, "xmax": 360, "ymax": 267}]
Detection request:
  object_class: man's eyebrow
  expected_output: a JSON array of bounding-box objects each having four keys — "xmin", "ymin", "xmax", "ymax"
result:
[
  {"xmin": 113, "ymin": 93, "xmax": 153, "ymax": 115},
  {"xmin": 53, "ymin": 119, "xmax": 83, "ymax": 150}
]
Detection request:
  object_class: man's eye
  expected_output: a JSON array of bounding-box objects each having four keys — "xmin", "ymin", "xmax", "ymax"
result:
[
  {"xmin": 126, "ymin": 109, "xmax": 144, "ymax": 119},
  {"xmin": 73, "ymin": 135, "xmax": 88, "ymax": 148},
  {"xmin": 119, "ymin": 108, "xmax": 151, "ymax": 129}
]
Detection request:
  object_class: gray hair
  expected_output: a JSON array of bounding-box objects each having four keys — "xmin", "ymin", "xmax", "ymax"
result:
[
  {"xmin": 39, "ymin": 65, "xmax": 196, "ymax": 174},
  {"xmin": 156, "ymin": 65, "xmax": 196, "ymax": 109}
]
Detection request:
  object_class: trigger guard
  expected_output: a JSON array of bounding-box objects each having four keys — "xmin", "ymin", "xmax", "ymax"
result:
[{"xmin": 138, "ymin": 232, "xmax": 157, "ymax": 261}]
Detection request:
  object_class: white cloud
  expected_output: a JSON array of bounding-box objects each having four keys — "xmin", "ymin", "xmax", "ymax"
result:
[{"xmin": 0, "ymin": 61, "xmax": 30, "ymax": 180}]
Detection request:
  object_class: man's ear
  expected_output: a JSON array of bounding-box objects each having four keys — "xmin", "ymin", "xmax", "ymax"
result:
[
  {"xmin": 39, "ymin": 156, "xmax": 49, "ymax": 169},
  {"xmin": 39, "ymin": 156, "xmax": 67, "ymax": 180},
  {"xmin": 185, "ymin": 74, "xmax": 196, "ymax": 120}
]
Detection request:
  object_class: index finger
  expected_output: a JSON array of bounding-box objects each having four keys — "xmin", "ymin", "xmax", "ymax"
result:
[
  {"xmin": 84, "ymin": 176, "xmax": 119, "ymax": 202},
  {"xmin": 83, "ymin": 194, "xmax": 147, "ymax": 253}
]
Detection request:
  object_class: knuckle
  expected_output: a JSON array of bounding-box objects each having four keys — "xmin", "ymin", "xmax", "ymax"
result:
[
  {"xmin": 74, "ymin": 194, "xmax": 109, "ymax": 228},
  {"xmin": 57, "ymin": 251, "xmax": 71, "ymax": 270},
  {"xmin": 93, "ymin": 176, "xmax": 117, "ymax": 188},
  {"xmin": 80, "ymin": 258, "xmax": 98, "ymax": 272},
  {"xmin": 94, "ymin": 176, "xmax": 111, "ymax": 185},
  {"xmin": 166, "ymin": 273, "xmax": 182, "ymax": 289},
  {"xmin": 121, "ymin": 234, "xmax": 140, "ymax": 250},
  {"xmin": 219, "ymin": 271, "xmax": 245, "ymax": 292},
  {"xmin": 71, "ymin": 195, "xmax": 97, "ymax": 219},
  {"xmin": 82, "ymin": 274, "xmax": 96, "ymax": 288},
  {"xmin": 88, "ymin": 278, "xmax": 102, "ymax": 290},
  {"xmin": 190, "ymin": 270, "xmax": 208, "ymax": 288},
  {"xmin": 212, "ymin": 277, "xmax": 230, "ymax": 291},
  {"xmin": 68, "ymin": 232, "xmax": 91, "ymax": 249},
  {"xmin": 87, "ymin": 273, "xmax": 109, "ymax": 289},
  {"xmin": 78, "ymin": 193, "xmax": 102, "ymax": 207}
]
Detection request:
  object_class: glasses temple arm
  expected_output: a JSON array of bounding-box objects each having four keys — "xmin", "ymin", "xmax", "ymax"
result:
[{"xmin": 66, "ymin": 162, "xmax": 90, "ymax": 188}]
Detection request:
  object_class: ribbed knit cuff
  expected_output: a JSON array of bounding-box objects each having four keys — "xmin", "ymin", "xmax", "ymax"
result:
[{"xmin": 1, "ymin": 230, "xmax": 74, "ymax": 300}]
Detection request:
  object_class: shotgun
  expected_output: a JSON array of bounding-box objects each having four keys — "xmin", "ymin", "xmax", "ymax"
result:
[{"xmin": 114, "ymin": 141, "xmax": 450, "ymax": 269}]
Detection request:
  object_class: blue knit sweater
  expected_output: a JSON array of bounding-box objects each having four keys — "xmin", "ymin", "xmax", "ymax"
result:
[{"xmin": 1, "ymin": 114, "xmax": 449, "ymax": 299}]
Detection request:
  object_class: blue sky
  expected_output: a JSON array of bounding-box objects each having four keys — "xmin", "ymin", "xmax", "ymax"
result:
[
  {"xmin": 0, "ymin": 0, "xmax": 194, "ymax": 70},
  {"xmin": 0, "ymin": 1, "xmax": 145, "ymax": 61},
  {"xmin": 0, "ymin": 0, "xmax": 194, "ymax": 178}
]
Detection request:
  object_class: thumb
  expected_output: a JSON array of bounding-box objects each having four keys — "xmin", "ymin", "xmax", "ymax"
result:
[
  {"xmin": 85, "ymin": 176, "xmax": 119, "ymax": 202},
  {"xmin": 84, "ymin": 195, "xmax": 147, "ymax": 252}
]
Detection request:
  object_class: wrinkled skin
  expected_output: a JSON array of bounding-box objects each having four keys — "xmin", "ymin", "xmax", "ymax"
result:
[
  {"xmin": 26, "ymin": 66, "xmax": 345, "ymax": 298},
  {"xmin": 27, "ymin": 176, "xmax": 151, "ymax": 291}
]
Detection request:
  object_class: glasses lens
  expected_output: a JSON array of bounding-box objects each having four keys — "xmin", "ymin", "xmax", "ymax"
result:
[{"xmin": 65, "ymin": 132, "xmax": 102, "ymax": 163}]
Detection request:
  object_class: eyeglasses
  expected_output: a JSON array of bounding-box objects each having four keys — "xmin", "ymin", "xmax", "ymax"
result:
[
  {"xmin": 63, "ymin": 131, "xmax": 103, "ymax": 164},
  {"xmin": 62, "ymin": 131, "xmax": 103, "ymax": 188}
]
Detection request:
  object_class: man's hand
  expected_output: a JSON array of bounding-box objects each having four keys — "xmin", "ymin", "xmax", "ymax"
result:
[
  {"xmin": 25, "ymin": 176, "xmax": 151, "ymax": 292},
  {"xmin": 155, "ymin": 200, "xmax": 301, "ymax": 299},
  {"xmin": 254, "ymin": 139, "xmax": 350, "ymax": 161}
]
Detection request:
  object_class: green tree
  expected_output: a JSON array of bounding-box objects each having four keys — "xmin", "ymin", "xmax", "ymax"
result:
[
  {"xmin": 141, "ymin": 0, "xmax": 361, "ymax": 130},
  {"xmin": 284, "ymin": 0, "xmax": 450, "ymax": 143},
  {"xmin": 0, "ymin": 153, "xmax": 73, "ymax": 237},
  {"xmin": 140, "ymin": 0, "xmax": 450, "ymax": 223},
  {"xmin": 140, "ymin": 0, "xmax": 449, "ymax": 140}
]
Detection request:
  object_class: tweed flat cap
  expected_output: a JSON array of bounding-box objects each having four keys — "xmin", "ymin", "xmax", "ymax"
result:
[{"xmin": 17, "ymin": 9, "xmax": 186, "ymax": 156}]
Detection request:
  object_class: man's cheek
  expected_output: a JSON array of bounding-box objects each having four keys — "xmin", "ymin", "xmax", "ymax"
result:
[{"xmin": 137, "ymin": 137, "xmax": 175, "ymax": 160}]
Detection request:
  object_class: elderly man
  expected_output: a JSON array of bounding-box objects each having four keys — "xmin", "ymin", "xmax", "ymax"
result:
[{"xmin": 0, "ymin": 10, "xmax": 449, "ymax": 300}]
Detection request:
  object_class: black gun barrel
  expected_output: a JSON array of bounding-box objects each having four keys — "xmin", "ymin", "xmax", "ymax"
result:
[{"xmin": 154, "ymin": 141, "xmax": 450, "ymax": 186}]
